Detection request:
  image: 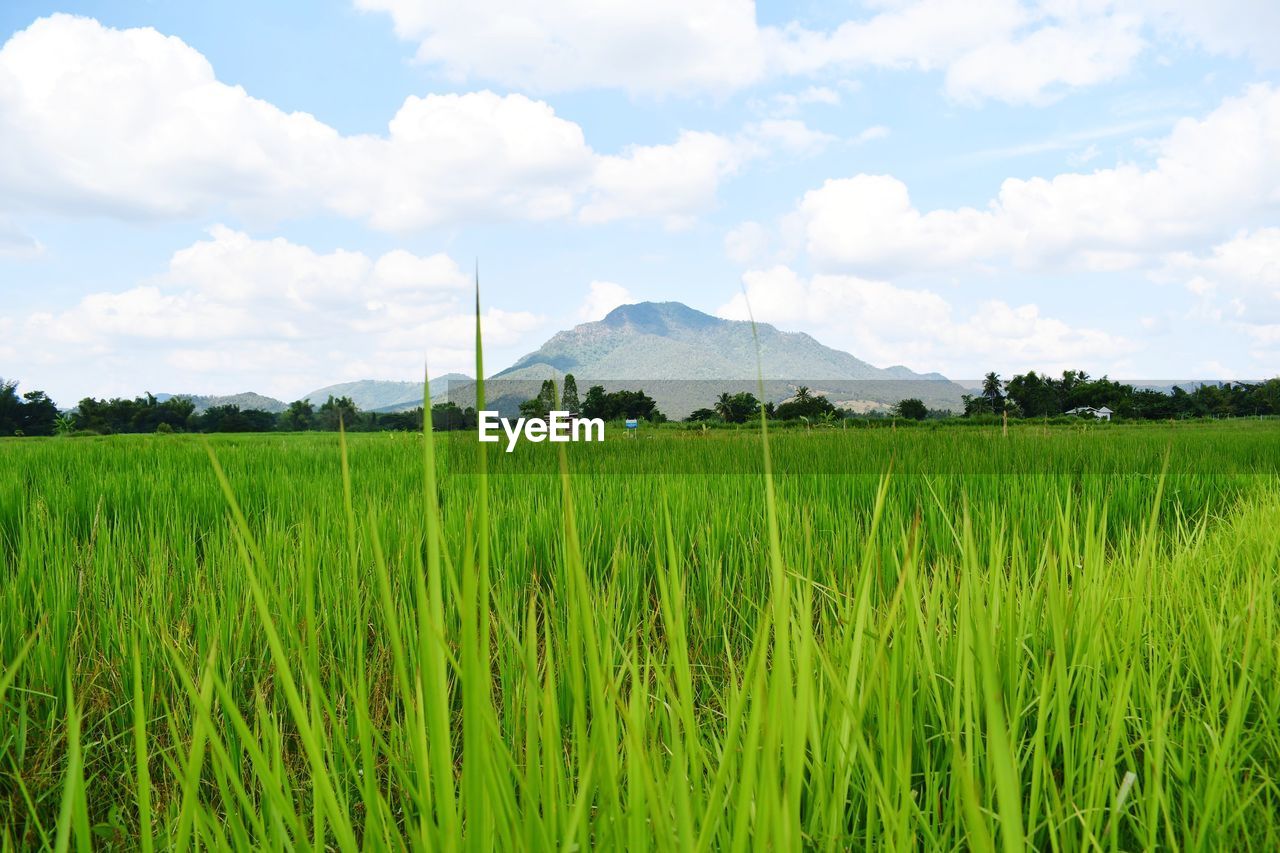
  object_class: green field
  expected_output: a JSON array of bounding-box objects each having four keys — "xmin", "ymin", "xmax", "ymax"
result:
[{"xmin": 3, "ymin": 421, "xmax": 1280, "ymax": 849}]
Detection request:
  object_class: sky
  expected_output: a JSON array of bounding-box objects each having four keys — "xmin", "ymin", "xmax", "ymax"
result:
[{"xmin": 1, "ymin": 0, "xmax": 1278, "ymax": 404}]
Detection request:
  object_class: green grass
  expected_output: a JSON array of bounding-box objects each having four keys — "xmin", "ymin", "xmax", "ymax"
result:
[{"xmin": 2, "ymin": 419, "xmax": 1280, "ymax": 849}]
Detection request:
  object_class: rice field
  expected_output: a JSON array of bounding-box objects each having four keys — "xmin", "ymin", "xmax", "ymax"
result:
[{"xmin": 2, "ymin": 419, "xmax": 1280, "ymax": 849}]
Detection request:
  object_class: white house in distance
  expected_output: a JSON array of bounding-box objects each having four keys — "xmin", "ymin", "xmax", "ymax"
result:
[{"xmin": 1065, "ymin": 406, "xmax": 1113, "ymax": 421}]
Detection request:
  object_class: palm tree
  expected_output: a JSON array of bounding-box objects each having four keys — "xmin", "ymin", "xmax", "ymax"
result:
[
  {"xmin": 714, "ymin": 392, "xmax": 734, "ymax": 421},
  {"xmin": 982, "ymin": 372, "xmax": 1005, "ymax": 413},
  {"xmin": 794, "ymin": 385, "xmax": 812, "ymax": 403}
]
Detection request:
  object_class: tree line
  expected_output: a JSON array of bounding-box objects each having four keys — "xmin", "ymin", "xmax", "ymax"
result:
[
  {"xmin": 0, "ymin": 379, "xmax": 480, "ymax": 436},
  {"xmin": 5, "ymin": 370, "xmax": 1278, "ymax": 438},
  {"xmin": 963, "ymin": 371, "xmax": 1280, "ymax": 420},
  {"xmin": 518, "ymin": 376, "xmax": 666, "ymax": 422}
]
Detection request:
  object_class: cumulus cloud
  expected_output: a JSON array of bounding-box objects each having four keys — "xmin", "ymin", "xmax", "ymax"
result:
[
  {"xmin": 718, "ymin": 265, "xmax": 1137, "ymax": 376},
  {"xmin": 357, "ymin": 0, "xmax": 1280, "ymax": 104},
  {"xmin": 853, "ymin": 125, "xmax": 890, "ymax": 144},
  {"xmin": 790, "ymin": 85, "xmax": 1280, "ymax": 274},
  {"xmin": 355, "ymin": 0, "xmax": 768, "ymax": 95},
  {"xmin": 1127, "ymin": 0, "xmax": 1280, "ymax": 67},
  {"xmin": 581, "ymin": 132, "xmax": 752, "ymax": 228},
  {"xmin": 940, "ymin": 9, "xmax": 1145, "ymax": 105},
  {"xmin": 356, "ymin": 0, "xmax": 1168, "ymax": 104},
  {"xmin": 0, "ymin": 15, "xmax": 770, "ymax": 231},
  {"xmin": 14, "ymin": 227, "xmax": 542, "ymax": 398},
  {"xmin": 750, "ymin": 86, "xmax": 843, "ymax": 117},
  {"xmin": 577, "ymin": 281, "xmax": 635, "ymax": 321},
  {"xmin": 0, "ymin": 216, "xmax": 41, "ymax": 259},
  {"xmin": 580, "ymin": 121, "xmax": 831, "ymax": 227},
  {"xmin": 724, "ymin": 221, "xmax": 772, "ymax": 266},
  {"xmin": 1166, "ymin": 228, "xmax": 1280, "ymax": 329}
]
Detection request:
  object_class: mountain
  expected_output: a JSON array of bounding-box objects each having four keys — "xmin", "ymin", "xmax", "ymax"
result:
[
  {"xmin": 303, "ymin": 374, "xmax": 471, "ymax": 413},
  {"xmin": 157, "ymin": 392, "xmax": 287, "ymax": 413},
  {"xmin": 462, "ymin": 302, "xmax": 965, "ymax": 417},
  {"xmin": 497, "ymin": 302, "xmax": 948, "ymax": 382}
]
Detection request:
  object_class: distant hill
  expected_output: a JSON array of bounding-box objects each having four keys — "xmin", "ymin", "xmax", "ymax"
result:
[
  {"xmin": 497, "ymin": 302, "xmax": 948, "ymax": 382},
  {"xmin": 157, "ymin": 392, "xmax": 287, "ymax": 413},
  {"xmin": 303, "ymin": 374, "xmax": 472, "ymax": 412},
  {"xmin": 156, "ymin": 304, "xmax": 964, "ymax": 419},
  {"xmin": 466, "ymin": 302, "xmax": 964, "ymax": 417}
]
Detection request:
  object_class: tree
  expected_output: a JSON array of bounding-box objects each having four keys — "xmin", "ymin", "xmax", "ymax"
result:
[
  {"xmin": 0, "ymin": 379, "xmax": 23, "ymax": 435},
  {"xmin": 0, "ymin": 381, "xmax": 61, "ymax": 436},
  {"xmin": 713, "ymin": 392, "xmax": 734, "ymax": 421},
  {"xmin": 68, "ymin": 393, "xmax": 192, "ymax": 434},
  {"xmin": 561, "ymin": 374, "xmax": 580, "ymax": 414},
  {"xmin": 713, "ymin": 391, "xmax": 760, "ymax": 424},
  {"xmin": 580, "ymin": 385, "xmax": 663, "ymax": 421},
  {"xmin": 581, "ymin": 385, "xmax": 609, "ymax": 420},
  {"xmin": 519, "ymin": 379, "xmax": 558, "ymax": 419},
  {"xmin": 774, "ymin": 390, "xmax": 836, "ymax": 421},
  {"xmin": 684, "ymin": 408, "xmax": 718, "ymax": 423},
  {"xmin": 1004, "ymin": 371, "xmax": 1059, "ymax": 418},
  {"xmin": 199, "ymin": 404, "xmax": 278, "ymax": 433},
  {"xmin": 318, "ymin": 395, "xmax": 359, "ymax": 431},
  {"xmin": 430, "ymin": 402, "xmax": 476, "ymax": 431},
  {"xmin": 981, "ymin": 372, "xmax": 1005, "ymax": 414},
  {"xmin": 894, "ymin": 398, "xmax": 928, "ymax": 421},
  {"xmin": 609, "ymin": 389, "xmax": 663, "ymax": 421},
  {"xmin": 18, "ymin": 391, "xmax": 58, "ymax": 436},
  {"xmin": 280, "ymin": 400, "xmax": 316, "ymax": 431}
]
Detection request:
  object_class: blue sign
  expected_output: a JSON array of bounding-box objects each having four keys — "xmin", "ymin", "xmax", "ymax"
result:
[{"xmin": 625, "ymin": 418, "xmax": 638, "ymax": 429}]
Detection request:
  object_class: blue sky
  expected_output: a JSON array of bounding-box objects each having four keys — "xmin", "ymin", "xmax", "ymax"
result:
[{"xmin": 1, "ymin": 0, "xmax": 1278, "ymax": 403}]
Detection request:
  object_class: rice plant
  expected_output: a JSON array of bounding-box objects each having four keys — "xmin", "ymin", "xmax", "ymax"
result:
[{"xmin": 2, "ymin": 391, "xmax": 1279, "ymax": 848}]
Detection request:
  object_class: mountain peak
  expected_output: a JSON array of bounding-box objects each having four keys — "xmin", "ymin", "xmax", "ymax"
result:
[
  {"xmin": 600, "ymin": 301, "xmax": 722, "ymax": 333},
  {"xmin": 496, "ymin": 298, "xmax": 952, "ymax": 382},
  {"xmin": 476, "ymin": 299, "xmax": 967, "ymax": 416}
]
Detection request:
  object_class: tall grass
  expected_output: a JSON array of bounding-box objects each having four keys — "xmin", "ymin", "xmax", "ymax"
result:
[{"xmin": 2, "ymin": 411, "xmax": 1279, "ymax": 847}]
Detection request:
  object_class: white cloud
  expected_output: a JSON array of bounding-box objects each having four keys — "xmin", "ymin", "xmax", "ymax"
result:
[
  {"xmin": 0, "ymin": 15, "xmax": 757, "ymax": 231},
  {"xmin": 581, "ymin": 121, "xmax": 829, "ymax": 227},
  {"xmin": 578, "ymin": 281, "xmax": 635, "ymax": 321},
  {"xmin": 0, "ymin": 15, "xmax": 341, "ymax": 220},
  {"xmin": 743, "ymin": 119, "xmax": 836, "ymax": 157},
  {"xmin": 1067, "ymin": 143, "xmax": 1102, "ymax": 167},
  {"xmin": 0, "ymin": 216, "xmax": 42, "ymax": 258},
  {"xmin": 796, "ymin": 174, "xmax": 1013, "ymax": 274},
  {"xmin": 581, "ymin": 131, "xmax": 751, "ymax": 228},
  {"xmin": 724, "ymin": 221, "xmax": 772, "ymax": 266},
  {"xmin": 373, "ymin": 250, "xmax": 470, "ymax": 292},
  {"xmin": 357, "ymin": 0, "xmax": 1156, "ymax": 103},
  {"xmin": 718, "ymin": 265, "xmax": 1137, "ymax": 375},
  {"xmin": 357, "ymin": 1, "xmax": 1280, "ymax": 104},
  {"xmin": 941, "ymin": 10, "xmax": 1145, "ymax": 105},
  {"xmin": 13, "ymin": 227, "xmax": 542, "ymax": 399},
  {"xmin": 792, "ymin": 85, "xmax": 1280, "ymax": 274},
  {"xmin": 750, "ymin": 85, "xmax": 843, "ymax": 116},
  {"xmin": 765, "ymin": 0, "xmax": 1146, "ymax": 106},
  {"xmin": 1126, "ymin": 0, "xmax": 1280, "ymax": 67},
  {"xmin": 853, "ymin": 125, "xmax": 890, "ymax": 144},
  {"xmin": 1167, "ymin": 228, "xmax": 1280, "ymax": 325},
  {"xmin": 354, "ymin": 0, "xmax": 767, "ymax": 95}
]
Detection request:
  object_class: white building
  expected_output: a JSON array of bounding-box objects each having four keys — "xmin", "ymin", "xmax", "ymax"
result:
[{"xmin": 1065, "ymin": 406, "xmax": 1113, "ymax": 421}]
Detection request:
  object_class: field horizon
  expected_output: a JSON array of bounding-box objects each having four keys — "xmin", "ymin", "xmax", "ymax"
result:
[{"xmin": 4, "ymin": 418, "xmax": 1280, "ymax": 848}]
